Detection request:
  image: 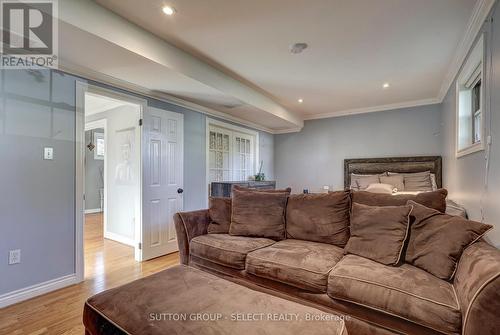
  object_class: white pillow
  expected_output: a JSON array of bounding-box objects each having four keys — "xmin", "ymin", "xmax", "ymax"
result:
[
  {"xmin": 430, "ymin": 174, "xmax": 438, "ymax": 191},
  {"xmin": 365, "ymin": 183, "xmax": 396, "ymax": 194}
]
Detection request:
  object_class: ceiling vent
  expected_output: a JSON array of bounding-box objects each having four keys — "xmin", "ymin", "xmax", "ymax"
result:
[{"xmin": 290, "ymin": 43, "xmax": 308, "ymax": 54}]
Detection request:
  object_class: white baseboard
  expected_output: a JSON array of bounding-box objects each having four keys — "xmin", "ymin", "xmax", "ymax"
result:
[
  {"xmin": 84, "ymin": 208, "xmax": 102, "ymax": 214},
  {"xmin": 104, "ymin": 231, "xmax": 135, "ymax": 247},
  {"xmin": 0, "ymin": 274, "xmax": 78, "ymax": 308}
]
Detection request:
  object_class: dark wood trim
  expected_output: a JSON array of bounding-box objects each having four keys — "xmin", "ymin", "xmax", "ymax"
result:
[{"xmin": 344, "ymin": 156, "xmax": 442, "ymax": 189}]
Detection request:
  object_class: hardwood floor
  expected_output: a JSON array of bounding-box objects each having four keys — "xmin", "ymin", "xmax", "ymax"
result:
[{"xmin": 0, "ymin": 213, "xmax": 179, "ymax": 335}]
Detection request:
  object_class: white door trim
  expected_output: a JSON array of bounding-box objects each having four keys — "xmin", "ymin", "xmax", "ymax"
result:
[
  {"xmin": 84, "ymin": 118, "xmax": 108, "ymax": 238},
  {"xmin": 205, "ymin": 118, "xmax": 260, "ymax": 205},
  {"xmin": 76, "ymin": 83, "xmax": 148, "ymax": 282},
  {"xmin": 0, "ymin": 274, "xmax": 78, "ymax": 308},
  {"xmin": 75, "ymin": 82, "xmax": 85, "ymax": 283}
]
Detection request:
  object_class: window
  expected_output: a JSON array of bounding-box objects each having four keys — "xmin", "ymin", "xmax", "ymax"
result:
[
  {"xmin": 472, "ymin": 79, "xmax": 481, "ymax": 144},
  {"xmin": 456, "ymin": 36, "xmax": 484, "ymax": 157},
  {"xmin": 94, "ymin": 132, "xmax": 105, "ymax": 160},
  {"xmin": 207, "ymin": 119, "xmax": 258, "ymax": 183}
]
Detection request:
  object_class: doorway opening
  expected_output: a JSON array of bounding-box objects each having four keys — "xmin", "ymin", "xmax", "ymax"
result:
[
  {"xmin": 76, "ymin": 83, "xmax": 184, "ymax": 284},
  {"xmin": 82, "ymin": 89, "xmax": 143, "ymax": 280}
]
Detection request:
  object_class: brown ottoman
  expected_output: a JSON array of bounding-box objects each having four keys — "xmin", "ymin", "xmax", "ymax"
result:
[{"xmin": 83, "ymin": 265, "xmax": 347, "ymax": 335}]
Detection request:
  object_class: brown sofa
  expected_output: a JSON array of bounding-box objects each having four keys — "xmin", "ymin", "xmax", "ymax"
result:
[{"xmin": 174, "ymin": 200, "xmax": 500, "ymax": 335}]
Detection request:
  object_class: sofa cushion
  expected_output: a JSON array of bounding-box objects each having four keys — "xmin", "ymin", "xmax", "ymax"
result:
[
  {"xmin": 344, "ymin": 203, "xmax": 412, "ymax": 265},
  {"xmin": 246, "ymin": 239, "xmax": 344, "ymax": 292},
  {"xmin": 351, "ymin": 189, "xmax": 448, "ymax": 213},
  {"xmin": 286, "ymin": 191, "xmax": 350, "ymax": 247},
  {"xmin": 229, "ymin": 188, "xmax": 289, "ymax": 240},
  {"xmin": 190, "ymin": 234, "xmax": 275, "ymax": 269},
  {"xmin": 327, "ymin": 255, "xmax": 461, "ymax": 334},
  {"xmin": 406, "ymin": 200, "xmax": 493, "ymax": 280},
  {"xmin": 207, "ymin": 197, "xmax": 232, "ymax": 234}
]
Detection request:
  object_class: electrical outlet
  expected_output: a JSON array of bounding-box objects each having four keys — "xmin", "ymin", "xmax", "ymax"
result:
[{"xmin": 9, "ymin": 249, "xmax": 21, "ymax": 265}]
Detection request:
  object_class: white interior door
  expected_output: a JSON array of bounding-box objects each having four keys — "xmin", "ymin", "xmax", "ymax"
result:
[{"xmin": 140, "ymin": 107, "xmax": 183, "ymax": 261}]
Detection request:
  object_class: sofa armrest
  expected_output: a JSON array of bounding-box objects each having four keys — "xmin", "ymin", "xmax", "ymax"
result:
[
  {"xmin": 453, "ymin": 241, "xmax": 500, "ymax": 335},
  {"xmin": 174, "ymin": 209, "xmax": 209, "ymax": 265}
]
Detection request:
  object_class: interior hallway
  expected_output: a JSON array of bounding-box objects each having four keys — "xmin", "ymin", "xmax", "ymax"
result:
[{"xmin": 0, "ymin": 213, "xmax": 179, "ymax": 335}]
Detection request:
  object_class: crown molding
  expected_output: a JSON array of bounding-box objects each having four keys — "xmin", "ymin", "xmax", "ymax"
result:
[
  {"xmin": 272, "ymin": 127, "xmax": 304, "ymax": 134},
  {"xmin": 302, "ymin": 98, "xmax": 440, "ymax": 121},
  {"xmin": 437, "ymin": 0, "xmax": 496, "ymax": 101}
]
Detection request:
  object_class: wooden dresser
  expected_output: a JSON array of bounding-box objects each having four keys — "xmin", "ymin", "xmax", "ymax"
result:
[{"xmin": 210, "ymin": 181, "xmax": 276, "ymax": 197}]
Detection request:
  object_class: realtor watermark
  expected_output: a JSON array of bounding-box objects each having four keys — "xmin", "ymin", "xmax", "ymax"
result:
[
  {"xmin": 149, "ymin": 312, "xmax": 350, "ymax": 323},
  {"xmin": 0, "ymin": 0, "xmax": 58, "ymax": 68}
]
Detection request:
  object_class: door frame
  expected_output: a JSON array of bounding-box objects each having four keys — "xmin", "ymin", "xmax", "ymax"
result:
[{"xmin": 75, "ymin": 82, "xmax": 147, "ymax": 282}]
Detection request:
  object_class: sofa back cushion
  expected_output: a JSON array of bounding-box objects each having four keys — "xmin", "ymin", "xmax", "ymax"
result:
[
  {"xmin": 351, "ymin": 189, "xmax": 447, "ymax": 213},
  {"xmin": 345, "ymin": 203, "xmax": 413, "ymax": 265},
  {"xmin": 405, "ymin": 200, "xmax": 492, "ymax": 280},
  {"xmin": 229, "ymin": 188, "xmax": 290, "ymax": 240},
  {"xmin": 286, "ymin": 191, "xmax": 350, "ymax": 247},
  {"xmin": 207, "ymin": 197, "xmax": 232, "ymax": 234}
]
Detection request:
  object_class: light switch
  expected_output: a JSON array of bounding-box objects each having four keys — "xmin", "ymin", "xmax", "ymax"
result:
[{"xmin": 44, "ymin": 147, "xmax": 53, "ymax": 160}]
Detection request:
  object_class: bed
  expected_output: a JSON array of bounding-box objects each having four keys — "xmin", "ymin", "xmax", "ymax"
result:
[
  {"xmin": 344, "ymin": 156, "xmax": 467, "ymax": 217},
  {"xmin": 344, "ymin": 156, "xmax": 442, "ymax": 189}
]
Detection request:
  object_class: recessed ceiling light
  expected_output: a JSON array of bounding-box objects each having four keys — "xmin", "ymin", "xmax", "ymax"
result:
[
  {"xmin": 162, "ymin": 6, "xmax": 176, "ymax": 16},
  {"xmin": 383, "ymin": 83, "xmax": 390, "ymax": 89},
  {"xmin": 290, "ymin": 43, "xmax": 308, "ymax": 54},
  {"xmin": 298, "ymin": 98, "xmax": 304, "ymax": 103}
]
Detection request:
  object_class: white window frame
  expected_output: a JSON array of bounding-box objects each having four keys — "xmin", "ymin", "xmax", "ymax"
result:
[
  {"xmin": 205, "ymin": 118, "xmax": 260, "ymax": 198},
  {"xmin": 456, "ymin": 35, "xmax": 485, "ymax": 158}
]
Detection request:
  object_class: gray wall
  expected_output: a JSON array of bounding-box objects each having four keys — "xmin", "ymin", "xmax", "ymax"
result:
[
  {"xmin": 441, "ymin": 4, "xmax": 500, "ymax": 247},
  {"xmin": 274, "ymin": 105, "xmax": 442, "ymax": 193},
  {"xmin": 85, "ymin": 129, "xmax": 104, "ymax": 210},
  {"xmin": 0, "ymin": 68, "xmax": 274, "ymax": 296},
  {"xmin": 148, "ymin": 98, "xmax": 274, "ymax": 210},
  {"xmin": 0, "ymin": 69, "xmax": 77, "ymax": 294}
]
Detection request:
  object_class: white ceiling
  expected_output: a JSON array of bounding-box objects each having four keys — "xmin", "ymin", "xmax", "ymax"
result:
[
  {"xmin": 84, "ymin": 92, "xmax": 136, "ymax": 116},
  {"xmin": 95, "ymin": 0, "xmax": 478, "ymax": 119},
  {"xmin": 59, "ymin": 20, "xmax": 298, "ymax": 130}
]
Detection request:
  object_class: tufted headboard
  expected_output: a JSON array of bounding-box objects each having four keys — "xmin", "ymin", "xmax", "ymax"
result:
[{"xmin": 344, "ymin": 156, "xmax": 442, "ymax": 189}]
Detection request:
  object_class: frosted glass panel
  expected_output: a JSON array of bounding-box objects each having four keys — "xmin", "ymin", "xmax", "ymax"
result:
[
  {"xmin": 208, "ymin": 125, "xmax": 256, "ymax": 182},
  {"xmin": 209, "ymin": 132, "xmax": 216, "ymax": 149}
]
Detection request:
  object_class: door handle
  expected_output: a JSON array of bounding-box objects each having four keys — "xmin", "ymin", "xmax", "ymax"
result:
[{"xmin": 177, "ymin": 188, "xmax": 184, "ymax": 194}]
